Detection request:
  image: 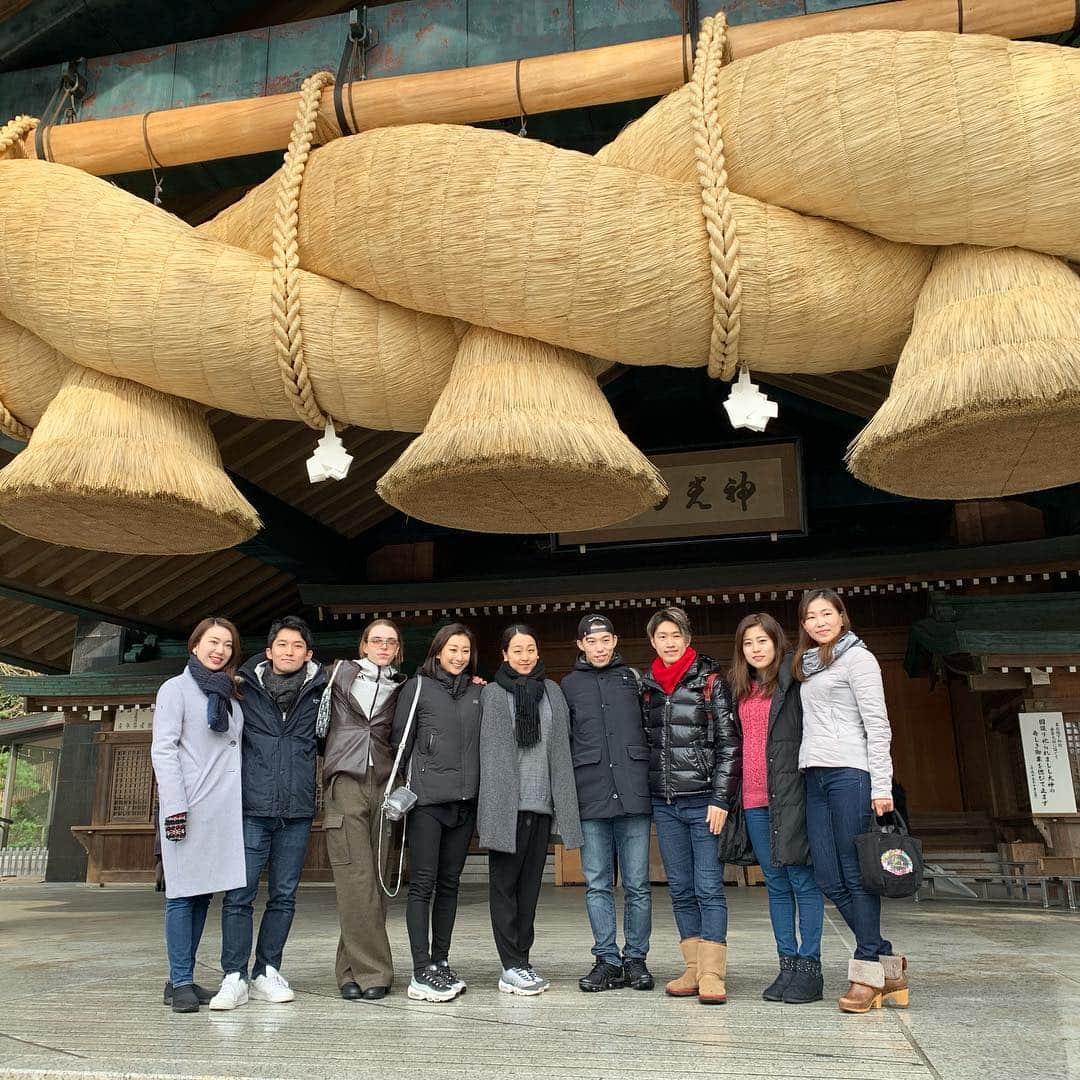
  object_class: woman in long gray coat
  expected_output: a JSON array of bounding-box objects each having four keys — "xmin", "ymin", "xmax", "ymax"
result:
[
  {"xmin": 478, "ymin": 624, "xmax": 582, "ymax": 996},
  {"xmin": 151, "ymin": 617, "xmax": 246, "ymax": 1014}
]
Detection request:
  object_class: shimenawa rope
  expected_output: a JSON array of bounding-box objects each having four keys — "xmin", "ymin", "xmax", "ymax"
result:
[
  {"xmin": 690, "ymin": 15, "xmax": 742, "ymax": 382},
  {"xmin": 0, "ymin": 117, "xmax": 39, "ymax": 440}
]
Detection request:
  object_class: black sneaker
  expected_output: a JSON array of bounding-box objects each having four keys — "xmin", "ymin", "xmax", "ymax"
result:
[
  {"xmin": 437, "ymin": 959, "xmax": 466, "ymax": 994},
  {"xmin": 622, "ymin": 958, "xmax": 655, "ymax": 991},
  {"xmin": 763, "ymin": 954, "xmax": 798, "ymax": 1001},
  {"xmin": 407, "ymin": 964, "xmax": 459, "ymax": 1002},
  {"xmin": 170, "ymin": 984, "xmax": 200, "ymax": 1013},
  {"xmin": 578, "ymin": 959, "xmax": 625, "ymax": 992},
  {"xmin": 163, "ymin": 981, "xmax": 214, "ymax": 1005}
]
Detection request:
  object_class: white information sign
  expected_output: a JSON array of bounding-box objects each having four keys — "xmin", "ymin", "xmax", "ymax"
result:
[{"xmin": 1019, "ymin": 712, "xmax": 1078, "ymax": 816}]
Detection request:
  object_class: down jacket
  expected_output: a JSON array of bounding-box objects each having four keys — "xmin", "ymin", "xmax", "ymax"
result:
[
  {"xmin": 237, "ymin": 657, "xmax": 327, "ymax": 819},
  {"xmin": 641, "ymin": 652, "xmax": 740, "ymax": 810}
]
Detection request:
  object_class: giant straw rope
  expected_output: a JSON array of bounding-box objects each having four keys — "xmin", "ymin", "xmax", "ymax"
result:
[{"xmin": 0, "ymin": 18, "xmax": 1077, "ymax": 551}]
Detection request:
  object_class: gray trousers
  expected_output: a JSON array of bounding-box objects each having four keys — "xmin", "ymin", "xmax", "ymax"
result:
[{"xmin": 324, "ymin": 772, "xmax": 394, "ymax": 989}]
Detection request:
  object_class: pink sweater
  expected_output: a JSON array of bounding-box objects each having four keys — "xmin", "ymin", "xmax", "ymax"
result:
[{"xmin": 739, "ymin": 691, "xmax": 772, "ymax": 809}]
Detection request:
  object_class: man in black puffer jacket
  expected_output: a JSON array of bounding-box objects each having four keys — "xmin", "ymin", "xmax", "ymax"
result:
[
  {"xmin": 214, "ymin": 616, "xmax": 327, "ymax": 1012},
  {"xmin": 562, "ymin": 615, "xmax": 655, "ymax": 994},
  {"xmin": 641, "ymin": 606, "xmax": 740, "ymax": 1006}
]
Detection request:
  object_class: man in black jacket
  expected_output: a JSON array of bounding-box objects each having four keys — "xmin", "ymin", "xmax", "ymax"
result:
[
  {"xmin": 211, "ymin": 616, "xmax": 328, "ymax": 1011},
  {"xmin": 561, "ymin": 615, "xmax": 654, "ymax": 993}
]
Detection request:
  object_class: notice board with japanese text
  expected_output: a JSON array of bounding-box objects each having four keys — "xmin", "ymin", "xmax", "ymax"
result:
[
  {"xmin": 1019, "ymin": 712, "xmax": 1079, "ymax": 816},
  {"xmin": 559, "ymin": 443, "xmax": 804, "ymax": 546}
]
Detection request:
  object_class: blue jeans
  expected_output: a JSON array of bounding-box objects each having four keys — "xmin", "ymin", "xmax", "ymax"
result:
[
  {"xmin": 580, "ymin": 814, "xmax": 653, "ymax": 964},
  {"xmin": 221, "ymin": 815, "xmax": 312, "ymax": 979},
  {"xmin": 804, "ymin": 767, "xmax": 893, "ymax": 962},
  {"xmin": 744, "ymin": 806, "xmax": 824, "ymax": 960},
  {"xmin": 653, "ymin": 796, "xmax": 728, "ymax": 943},
  {"xmin": 164, "ymin": 893, "xmax": 211, "ymax": 987}
]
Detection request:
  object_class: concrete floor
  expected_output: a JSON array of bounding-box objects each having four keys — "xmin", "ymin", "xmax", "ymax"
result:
[{"xmin": 0, "ymin": 880, "xmax": 1077, "ymax": 1080}]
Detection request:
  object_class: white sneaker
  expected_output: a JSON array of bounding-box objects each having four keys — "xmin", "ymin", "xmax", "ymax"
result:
[
  {"xmin": 250, "ymin": 965, "xmax": 295, "ymax": 1003},
  {"xmin": 525, "ymin": 966, "xmax": 550, "ymax": 992},
  {"xmin": 209, "ymin": 972, "xmax": 249, "ymax": 1011},
  {"xmin": 498, "ymin": 966, "xmax": 546, "ymax": 996}
]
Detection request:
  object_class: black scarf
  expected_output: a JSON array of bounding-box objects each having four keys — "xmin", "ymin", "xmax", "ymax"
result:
[
  {"xmin": 494, "ymin": 660, "xmax": 546, "ymax": 748},
  {"xmin": 186, "ymin": 655, "xmax": 234, "ymax": 733},
  {"xmin": 263, "ymin": 665, "xmax": 306, "ymax": 716},
  {"xmin": 432, "ymin": 661, "xmax": 471, "ymax": 700}
]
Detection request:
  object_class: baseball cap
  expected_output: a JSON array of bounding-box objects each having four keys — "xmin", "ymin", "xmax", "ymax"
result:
[{"xmin": 577, "ymin": 613, "xmax": 615, "ymax": 639}]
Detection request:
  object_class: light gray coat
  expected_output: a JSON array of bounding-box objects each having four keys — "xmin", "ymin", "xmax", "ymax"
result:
[
  {"xmin": 477, "ymin": 680, "xmax": 583, "ymax": 854},
  {"xmin": 798, "ymin": 643, "xmax": 894, "ymax": 800},
  {"xmin": 151, "ymin": 669, "xmax": 246, "ymax": 899}
]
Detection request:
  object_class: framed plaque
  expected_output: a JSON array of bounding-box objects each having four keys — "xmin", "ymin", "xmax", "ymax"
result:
[{"xmin": 559, "ymin": 442, "xmax": 805, "ymax": 547}]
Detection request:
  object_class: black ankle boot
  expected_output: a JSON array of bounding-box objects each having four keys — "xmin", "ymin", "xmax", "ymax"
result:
[
  {"xmin": 762, "ymin": 955, "xmax": 797, "ymax": 1002},
  {"xmin": 782, "ymin": 956, "xmax": 824, "ymax": 1004}
]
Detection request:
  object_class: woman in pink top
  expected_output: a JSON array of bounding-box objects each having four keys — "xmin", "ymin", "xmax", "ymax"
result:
[{"xmin": 729, "ymin": 613, "xmax": 824, "ymax": 1004}]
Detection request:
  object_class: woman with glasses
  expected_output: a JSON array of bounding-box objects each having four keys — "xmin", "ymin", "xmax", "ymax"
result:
[{"xmin": 319, "ymin": 619, "xmax": 407, "ymax": 1001}]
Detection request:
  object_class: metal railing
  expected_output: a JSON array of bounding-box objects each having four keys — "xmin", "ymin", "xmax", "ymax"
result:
[{"xmin": 0, "ymin": 845, "xmax": 47, "ymax": 877}]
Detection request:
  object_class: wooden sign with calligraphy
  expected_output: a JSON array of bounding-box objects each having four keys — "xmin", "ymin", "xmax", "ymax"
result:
[{"xmin": 559, "ymin": 443, "xmax": 805, "ymax": 546}]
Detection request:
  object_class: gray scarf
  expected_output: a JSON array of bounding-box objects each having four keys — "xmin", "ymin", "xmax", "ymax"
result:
[{"xmin": 800, "ymin": 631, "xmax": 865, "ymax": 678}]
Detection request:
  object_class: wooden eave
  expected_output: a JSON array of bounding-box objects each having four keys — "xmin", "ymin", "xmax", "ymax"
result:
[{"xmin": 303, "ymin": 535, "xmax": 1080, "ymax": 616}]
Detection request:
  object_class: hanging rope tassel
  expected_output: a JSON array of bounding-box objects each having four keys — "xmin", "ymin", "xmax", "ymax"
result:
[
  {"xmin": 268, "ymin": 72, "xmax": 355, "ymax": 482},
  {"xmin": 690, "ymin": 14, "xmax": 742, "ymax": 383}
]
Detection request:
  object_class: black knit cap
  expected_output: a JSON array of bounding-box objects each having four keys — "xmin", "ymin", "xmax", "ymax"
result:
[{"xmin": 577, "ymin": 613, "xmax": 615, "ymax": 639}]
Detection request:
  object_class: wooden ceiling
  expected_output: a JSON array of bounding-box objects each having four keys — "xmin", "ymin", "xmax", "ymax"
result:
[
  {"xmin": 209, "ymin": 412, "xmax": 412, "ymax": 540},
  {"xmin": 0, "ymin": 446, "xmax": 302, "ymax": 671}
]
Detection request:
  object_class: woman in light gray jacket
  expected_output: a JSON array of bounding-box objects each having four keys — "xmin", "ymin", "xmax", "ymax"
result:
[
  {"xmin": 478, "ymin": 624, "xmax": 583, "ymax": 996},
  {"xmin": 794, "ymin": 589, "xmax": 908, "ymax": 1015},
  {"xmin": 151, "ymin": 617, "xmax": 246, "ymax": 1014}
]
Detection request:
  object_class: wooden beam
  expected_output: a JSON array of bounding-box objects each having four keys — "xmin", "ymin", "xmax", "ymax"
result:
[
  {"xmin": 0, "ymin": 578, "xmax": 175, "ymax": 634},
  {"xmin": 11, "ymin": 0, "xmax": 1074, "ymax": 176}
]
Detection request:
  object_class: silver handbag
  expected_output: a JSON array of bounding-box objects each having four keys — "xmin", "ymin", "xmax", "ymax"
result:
[{"xmin": 377, "ymin": 676, "xmax": 423, "ymax": 896}]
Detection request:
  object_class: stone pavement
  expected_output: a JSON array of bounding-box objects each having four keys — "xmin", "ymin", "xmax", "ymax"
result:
[{"xmin": 0, "ymin": 881, "xmax": 1077, "ymax": 1080}]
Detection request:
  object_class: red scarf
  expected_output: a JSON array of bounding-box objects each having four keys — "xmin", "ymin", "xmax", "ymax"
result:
[{"xmin": 651, "ymin": 646, "xmax": 697, "ymax": 696}]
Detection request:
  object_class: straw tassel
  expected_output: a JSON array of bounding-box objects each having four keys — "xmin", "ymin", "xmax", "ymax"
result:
[
  {"xmin": 847, "ymin": 245, "xmax": 1080, "ymax": 499},
  {"xmin": 0, "ymin": 367, "xmax": 261, "ymax": 553},
  {"xmin": 377, "ymin": 326, "xmax": 667, "ymax": 533}
]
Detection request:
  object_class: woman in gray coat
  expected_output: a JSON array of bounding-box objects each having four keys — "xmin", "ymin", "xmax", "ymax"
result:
[
  {"xmin": 151, "ymin": 617, "xmax": 245, "ymax": 1014},
  {"xmin": 478, "ymin": 624, "xmax": 582, "ymax": 996},
  {"xmin": 795, "ymin": 588, "xmax": 907, "ymax": 1015}
]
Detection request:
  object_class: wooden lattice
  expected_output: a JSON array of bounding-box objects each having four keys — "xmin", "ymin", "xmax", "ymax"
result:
[{"xmin": 108, "ymin": 744, "xmax": 155, "ymax": 823}]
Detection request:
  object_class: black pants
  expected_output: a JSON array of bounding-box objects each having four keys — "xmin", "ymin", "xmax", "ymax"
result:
[
  {"xmin": 406, "ymin": 802, "xmax": 477, "ymax": 972},
  {"xmin": 488, "ymin": 812, "xmax": 551, "ymax": 970}
]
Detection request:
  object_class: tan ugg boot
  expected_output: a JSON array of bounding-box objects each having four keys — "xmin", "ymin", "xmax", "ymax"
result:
[
  {"xmin": 880, "ymin": 954, "xmax": 909, "ymax": 1007},
  {"xmin": 838, "ymin": 958, "xmax": 885, "ymax": 1013},
  {"xmin": 696, "ymin": 940, "xmax": 728, "ymax": 1004},
  {"xmin": 664, "ymin": 937, "xmax": 700, "ymax": 997}
]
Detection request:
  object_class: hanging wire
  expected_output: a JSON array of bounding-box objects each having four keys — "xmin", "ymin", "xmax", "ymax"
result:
[
  {"xmin": 514, "ymin": 57, "xmax": 529, "ymax": 137},
  {"xmin": 141, "ymin": 111, "xmax": 165, "ymax": 206},
  {"xmin": 34, "ymin": 59, "xmax": 85, "ymax": 163}
]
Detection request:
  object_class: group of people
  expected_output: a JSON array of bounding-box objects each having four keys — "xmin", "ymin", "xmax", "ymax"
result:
[{"xmin": 151, "ymin": 588, "xmax": 908, "ymax": 1017}]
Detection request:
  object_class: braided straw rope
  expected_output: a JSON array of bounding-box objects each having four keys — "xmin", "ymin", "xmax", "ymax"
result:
[
  {"xmin": 0, "ymin": 115, "xmax": 37, "ymax": 160},
  {"xmin": 271, "ymin": 72, "xmax": 335, "ymax": 430},
  {"xmin": 0, "ymin": 118, "xmax": 38, "ymax": 439},
  {"xmin": 690, "ymin": 15, "xmax": 741, "ymax": 381}
]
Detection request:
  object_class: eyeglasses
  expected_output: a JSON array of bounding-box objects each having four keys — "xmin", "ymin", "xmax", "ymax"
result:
[{"xmin": 368, "ymin": 637, "xmax": 399, "ymax": 648}]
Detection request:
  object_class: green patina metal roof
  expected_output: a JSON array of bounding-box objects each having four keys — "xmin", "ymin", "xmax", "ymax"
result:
[{"xmin": 906, "ymin": 592, "xmax": 1080, "ymax": 677}]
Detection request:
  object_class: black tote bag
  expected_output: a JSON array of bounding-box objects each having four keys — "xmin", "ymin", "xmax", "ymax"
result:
[{"xmin": 854, "ymin": 811, "xmax": 924, "ymax": 898}]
